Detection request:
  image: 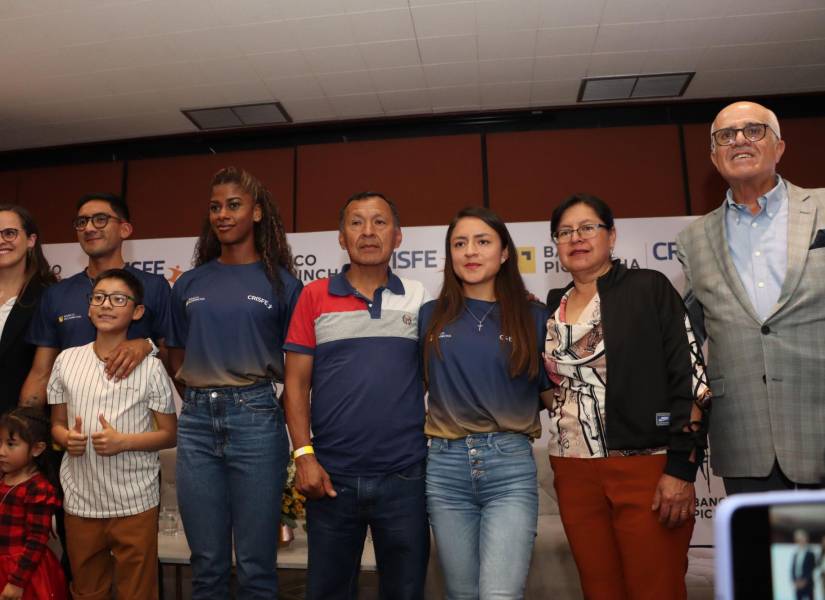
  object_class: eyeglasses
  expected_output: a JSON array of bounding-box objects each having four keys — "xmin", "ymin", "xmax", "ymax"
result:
[
  {"xmin": 552, "ymin": 223, "xmax": 609, "ymax": 244},
  {"xmin": 88, "ymin": 292, "xmax": 136, "ymax": 307},
  {"xmin": 711, "ymin": 123, "xmax": 777, "ymax": 147},
  {"xmin": 0, "ymin": 228, "xmax": 20, "ymax": 242},
  {"xmin": 73, "ymin": 213, "xmax": 122, "ymax": 231}
]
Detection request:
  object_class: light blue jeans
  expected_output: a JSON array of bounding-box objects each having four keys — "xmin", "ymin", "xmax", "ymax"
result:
[
  {"xmin": 176, "ymin": 382, "xmax": 289, "ymax": 600},
  {"xmin": 426, "ymin": 433, "xmax": 538, "ymax": 600}
]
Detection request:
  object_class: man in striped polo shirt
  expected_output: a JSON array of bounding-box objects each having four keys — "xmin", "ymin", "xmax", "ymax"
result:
[{"xmin": 284, "ymin": 192, "xmax": 430, "ymax": 600}]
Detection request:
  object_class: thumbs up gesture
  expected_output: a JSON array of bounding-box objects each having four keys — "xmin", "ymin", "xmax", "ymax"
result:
[
  {"xmin": 91, "ymin": 414, "xmax": 125, "ymax": 456},
  {"xmin": 66, "ymin": 416, "xmax": 88, "ymax": 456}
]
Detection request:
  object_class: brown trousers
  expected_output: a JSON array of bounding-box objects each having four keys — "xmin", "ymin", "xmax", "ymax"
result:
[
  {"xmin": 550, "ymin": 455, "xmax": 694, "ymax": 600},
  {"xmin": 64, "ymin": 506, "xmax": 159, "ymax": 600}
]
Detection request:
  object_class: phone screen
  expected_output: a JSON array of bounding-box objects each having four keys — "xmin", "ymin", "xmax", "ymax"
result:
[
  {"xmin": 768, "ymin": 503, "xmax": 825, "ymax": 600},
  {"xmin": 730, "ymin": 502, "xmax": 825, "ymax": 599}
]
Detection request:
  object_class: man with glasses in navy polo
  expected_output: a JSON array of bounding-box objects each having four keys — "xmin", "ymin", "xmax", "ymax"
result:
[
  {"xmin": 677, "ymin": 101, "xmax": 825, "ymax": 494},
  {"xmin": 20, "ymin": 193, "xmax": 171, "ymax": 407}
]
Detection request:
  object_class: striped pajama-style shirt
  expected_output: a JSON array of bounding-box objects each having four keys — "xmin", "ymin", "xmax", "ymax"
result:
[{"xmin": 47, "ymin": 342, "xmax": 175, "ymax": 518}]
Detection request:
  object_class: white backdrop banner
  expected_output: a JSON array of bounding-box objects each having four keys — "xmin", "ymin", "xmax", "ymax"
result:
[{"xmin": 43, "ymin": 215, "xmax": 724, "ymax": 545}]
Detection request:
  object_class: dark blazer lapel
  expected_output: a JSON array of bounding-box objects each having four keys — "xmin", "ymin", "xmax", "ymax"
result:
[
  {"xmin": 769, "ymin": 182, "xmax": 816, "ymax": 319},
  {"xmin": 0, "ymin": 283, "xmax": 39, "ymax": 359},
  {"xmin": 703, "ymin": 204, "xmax": 762, "ymax": 323}
]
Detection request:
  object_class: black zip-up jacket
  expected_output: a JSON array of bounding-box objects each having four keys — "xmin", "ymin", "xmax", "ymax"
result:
[{"xmin": 546, "ymin": 260, "xmax": 706, "ymax": 482}]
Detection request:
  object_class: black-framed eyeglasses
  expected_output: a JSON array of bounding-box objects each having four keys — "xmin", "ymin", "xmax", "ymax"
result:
[
  {"xmin": 73, "ymin": 213, "xmax": 122, "ymax": 231},
  {"xmin": 0, "ymin": 228, "xmax": 20, "ymax": 242},
  {"xmin": 552, "ymin": 223, "xmax": 609, "ymax": 244},
  {"xmin": 88, "ymin": 292, "xmax": 136, "ymax": 307},
  {"xmin": 711, "ymin": 123, "xmax": 777, "ymax": 147}
]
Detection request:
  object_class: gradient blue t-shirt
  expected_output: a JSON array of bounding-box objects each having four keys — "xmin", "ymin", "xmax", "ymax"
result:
[
  {"xmin": 420, "ymin": 299, "xmax": 549, "ymax": 439},
  {"xmin": 167, "ymin": 260, "xmax": 302, "ymax": 388},
  {"xmin": 26, "ymin": 266, "xmax": 171, "ymax": 350}
]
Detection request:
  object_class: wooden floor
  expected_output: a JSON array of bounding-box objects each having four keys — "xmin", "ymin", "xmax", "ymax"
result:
[{"xmin": 160, "ymin": 565, "xmax": 381, "ymax": 600}]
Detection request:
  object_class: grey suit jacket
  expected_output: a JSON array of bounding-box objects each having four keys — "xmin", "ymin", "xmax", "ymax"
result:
[{"xmin": 676, "ymin": 180, "xmax": 825, "ymax": 483}]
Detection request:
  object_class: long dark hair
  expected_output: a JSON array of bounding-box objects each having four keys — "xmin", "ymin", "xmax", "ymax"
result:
[
  {"xmin": 0, "ymin": 408, "xmax": 60, "ymax": 492},
  {"xmin": 193, "ymin": 167, "xmax": 295, "ymax": 291},
  {"xmin": 424, "ymin": 206, "xmax": 538, "ymax": 380},
  {"xmin": 0, "ymin": 204, "xmax": 57, "ymax": 304}
]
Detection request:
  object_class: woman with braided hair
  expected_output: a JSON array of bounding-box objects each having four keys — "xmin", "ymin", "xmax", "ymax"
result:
[{"xmin": 167, "ymin": 167, "xmax": 302, "ymax": 599}]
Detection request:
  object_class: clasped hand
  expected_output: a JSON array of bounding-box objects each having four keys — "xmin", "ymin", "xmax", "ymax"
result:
[{"xmin": 295, "ymin": 455, "xmax": 338, "ymax": 500}]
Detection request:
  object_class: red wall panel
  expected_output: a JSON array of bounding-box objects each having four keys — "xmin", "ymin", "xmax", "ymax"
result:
[
  {"xmin": 126, "ymin": 149, "xmax": 295, "ymax": 239},
  {"xmin": 0, "ymin": 171, "xmax": 18, "ymax": 205},
  {"xmin": 16, "ymin": 162, "xmax": 124, "ymax": 244},
  {"xmin": 296, "ymin": 135, "xmax": 483, "ymax": 231},
  {"xmin": 683, "ymin": 116, "xmax": 825, "ymax": 216},
  {"xmin": 487, "ymin": 126, "xmax": 686, "ymax": 223}
]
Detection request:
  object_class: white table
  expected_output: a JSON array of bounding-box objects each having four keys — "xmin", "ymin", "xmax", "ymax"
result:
[{"xmin": 158, "ymin": 526, "xmax": 377, "ymax": 599}]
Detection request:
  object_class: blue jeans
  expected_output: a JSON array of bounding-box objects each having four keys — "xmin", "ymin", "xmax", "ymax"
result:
[
  {"xmin": 176, "ymin": 383, "xmax": 289, "ymax": 600},
  {"xmin": 306, "ymin": 459, "xmax": 429, "ymax": 600},
  {"xmin": 427, "ymin": 433, "xmax": 538, "ymax": 600}
]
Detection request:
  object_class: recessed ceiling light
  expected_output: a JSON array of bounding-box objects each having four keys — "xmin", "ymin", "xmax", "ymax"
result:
[
  {"xmin": 578, "ymin": 72, "xmax": 694, "ymax": 102},
  {"xmin": 182, "ymin": 102, "xmax": 291, "ymax": 130}
]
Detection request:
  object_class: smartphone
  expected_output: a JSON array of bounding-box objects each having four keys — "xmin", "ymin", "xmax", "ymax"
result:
[{"xmin": 714, "ymin": 490, "xmax": 825, "ymax": 600}]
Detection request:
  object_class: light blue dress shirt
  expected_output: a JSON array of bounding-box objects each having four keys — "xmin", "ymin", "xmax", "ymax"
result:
[{"xmin": 724, "ymin": 176, "xmax": 788, "ymax": 322}]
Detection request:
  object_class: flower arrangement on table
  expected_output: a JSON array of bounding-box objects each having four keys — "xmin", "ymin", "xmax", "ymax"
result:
[{"xmin": 281, "ymin": 458, "xmax": 307, "ymax": 530}]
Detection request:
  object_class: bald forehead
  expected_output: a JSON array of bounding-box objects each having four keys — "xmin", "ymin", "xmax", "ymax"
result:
[{"xmin": 712, "ymin": 102, "xmax": 781, "ymax": 138}]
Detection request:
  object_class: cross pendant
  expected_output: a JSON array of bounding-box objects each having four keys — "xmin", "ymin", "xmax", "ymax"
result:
[{"xmin": 476, "ymin": 323, "xmax": 483, "ymax": 332}]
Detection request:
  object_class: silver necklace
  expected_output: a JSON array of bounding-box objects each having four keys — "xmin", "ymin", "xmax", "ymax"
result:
[{"xmin": 464, "ymin": 303, "xmax": 496, "ymax": 332}]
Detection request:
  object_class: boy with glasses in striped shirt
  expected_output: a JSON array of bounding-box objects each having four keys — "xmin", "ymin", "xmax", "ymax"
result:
[{"xmin": 48, "ymin": 268, "xmax": 176, "ymax": 600}]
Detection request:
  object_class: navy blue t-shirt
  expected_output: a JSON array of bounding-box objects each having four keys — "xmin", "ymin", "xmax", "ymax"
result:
[
  {"xmin": 419, "ymin": 299, "xmax": 549, "ymax": 439},
  {"xmin": 167, "ymin": 260, "xmax": 302, "ymax": 388},
  {"xmin": 26, "ymin": 266, "xmax": 171, "ymax": 350}
]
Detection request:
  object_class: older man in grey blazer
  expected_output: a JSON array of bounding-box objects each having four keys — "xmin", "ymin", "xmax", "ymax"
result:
[{"xmin": 677, "ymin": 101, "xmax": 825, "ymax": 495}]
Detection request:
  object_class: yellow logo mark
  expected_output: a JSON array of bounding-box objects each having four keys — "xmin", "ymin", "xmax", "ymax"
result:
[{"xmin": 517, "ymin": 246, "xmax": 536, "ymax": 274}]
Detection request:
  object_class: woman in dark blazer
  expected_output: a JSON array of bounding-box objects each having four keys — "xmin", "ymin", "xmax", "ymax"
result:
[{"xmin": 0, "ymin": 204, "xmax": 56, "ymax": 412}]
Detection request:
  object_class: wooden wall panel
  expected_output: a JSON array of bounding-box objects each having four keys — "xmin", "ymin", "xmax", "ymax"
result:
[
  {"xmin": 126, "ymin": 149, "xmax": 295, "ymax": 239},
  {"xmin": 296, "ymin": 135, "xmax": 483, "ymax": 231},
  {"xmin": 16, "ymin": 162, "xmax": 124, "ymax": 244},
  {"xmin": 0, "ymin": 171, "xmax": 18, "ymax": 205},
  {"xmin": 683, "ymin": 116, "xmax": 825, "ymax": 216},
  {"xmin": 682, "ymin": 123, "xmax": 726, "ymax": 216},
  {"xmin": 487, "ymin": 126, "xmax": 686, "ymax": 222},
  {"xmin": 763, "ymin": 116, "xmax": 825, "ymax": 191}
]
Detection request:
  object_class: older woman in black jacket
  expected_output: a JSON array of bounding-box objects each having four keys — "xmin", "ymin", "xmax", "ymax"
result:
[
  {"xmin": 543, "ymin": 194, "xmax": 710, "ymax": 600},
  {"xmin": 0, "ymin": 205, "xmax": 56, "ymax": 412}
]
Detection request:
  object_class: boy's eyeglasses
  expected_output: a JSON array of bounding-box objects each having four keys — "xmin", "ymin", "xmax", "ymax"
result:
[{"xmin": 88, "ymin": 292, "xmax": 136, "ymax": 307}]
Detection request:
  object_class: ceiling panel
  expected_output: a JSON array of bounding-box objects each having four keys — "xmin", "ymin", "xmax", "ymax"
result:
[{"xmin": 0, "ymin": 0, "xmax": 823, "ymax": 151}]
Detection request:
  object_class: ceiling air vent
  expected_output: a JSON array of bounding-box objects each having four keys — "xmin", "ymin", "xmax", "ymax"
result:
[
  {"xmin": 577, "ymin": 72, "xmax": 694, "ymax": 102},
  {"xmin": 182, "ymin": 102, "xmax": 291, "ymax": 130}
]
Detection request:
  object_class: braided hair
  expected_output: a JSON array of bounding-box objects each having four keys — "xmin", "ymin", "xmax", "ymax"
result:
[
  {"xmin": 193, "ymin": 167, "xmax": 295, "ymax": 294},
  {"xmin": 0, "ymin": 408, "xmax": 60, "ymax": 492}
]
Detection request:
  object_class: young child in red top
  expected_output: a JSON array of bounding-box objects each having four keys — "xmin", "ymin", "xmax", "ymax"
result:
[{"xmin": 0, "ymin": 408, "xmax": 66, "ymax": 600}]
